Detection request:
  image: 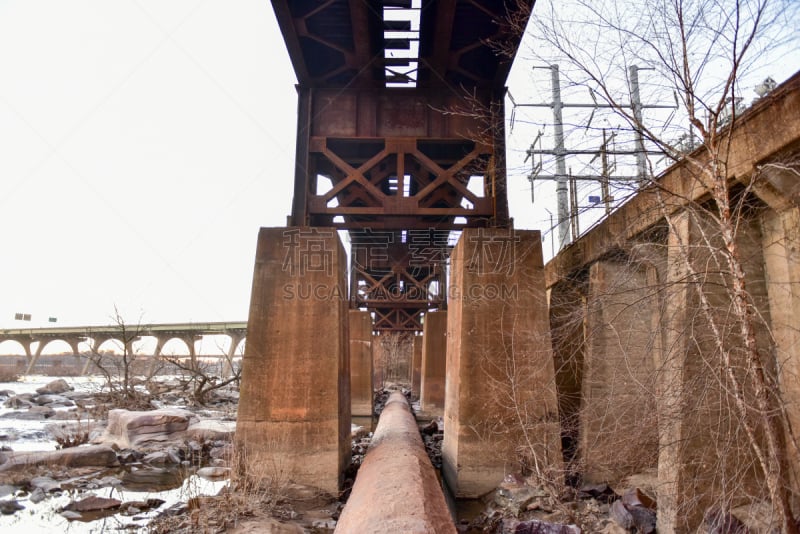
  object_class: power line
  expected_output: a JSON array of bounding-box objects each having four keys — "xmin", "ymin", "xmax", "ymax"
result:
[{"xmin": 514, "ymin": 64, "xmax": 676, "ymax": 250}]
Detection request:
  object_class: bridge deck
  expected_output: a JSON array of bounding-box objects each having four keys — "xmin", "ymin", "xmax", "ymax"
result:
[
  {"xmin": 272, "ymin": 0, "xmax": 533, "ymax": 90},
  {"xmin": 0, "ymin": 322, "xmax": 247, "ymax": 338}
]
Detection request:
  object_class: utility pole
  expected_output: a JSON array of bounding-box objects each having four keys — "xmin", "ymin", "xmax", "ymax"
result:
[
  {"xmin": 550, "ymin": 65, "xmax": 569, "ymax": 249},
  {"xmin": 599, "ymin": 129, "xmax": 614, "ymax": 216},
  {"xmin": 630, "ymin": 65, "xmax": 648, "ymax": 185},
  {"xmin": 569, "ymin": 170, "xmax": 579, "ymax": 241},
  {"xmin": 519, "ymin": 64, "xmax": 675, "ymax": 249}
]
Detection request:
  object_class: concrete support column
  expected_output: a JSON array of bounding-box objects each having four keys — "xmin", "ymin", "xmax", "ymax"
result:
[
  {"xmin": 180, "ymin": 335, "xmax": 200, "ymax": 370},
  {"xmin": 152, "ymin": 337, "xmax": 165, "ymax": 358},
  {"xmin": 82, "ymin": 338, "xmax": 101, "ymax": 375},
  {"xmin": 548, "ymin": 279, "xmax": 587, "ymax": 474},
  {"xmin": 147, "ymin": 336, "xmax": 166, "ymax": 377},
  {"xmin": 18, "ymin": 339, "xmax": 32, "ymax": 358},
  {"xmin": 658, "ymin": 210, "xmax": 773, "ymax": 532},
  {"xmin": 349, "ymin": 310, "xmax": 374, "ymax": 418},
  {"xmin": 372, "ymin": 334, "xmax": 383, "ymax": 388},
  {"xmin": 411, "ymin": 334, "xmax": 422, "ymax": 399},
  {"xmin": 67, "ymin": 338, "xmax": 80, "ymax": 357},
  {"xmin": 25, "ymin": 341, "xmax": 45, "ymax": 375},
  {"xmin": 443, "ymin": 229, "xmax": 562, "ymax": 498},
  {"xmin": 762, "ymin": 206, "xmax": 800, "ymax": 484},
  {"xmin": 236, "ymin": 227, "xmax": 350, "ymax": 495},
  {"xmin": 420, "ymin": 311, "xmax": 447, "ymax": 417},
  {"xmin": 221, "ymin": 333, "xmax": 244, "ymax": 379},
  {"xmin": 579, "ymin": 260, "xmax": 659, "ymax": 483}
]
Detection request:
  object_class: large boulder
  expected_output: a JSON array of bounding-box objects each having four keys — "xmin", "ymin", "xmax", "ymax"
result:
[
  {"xmin": 0, "ymin": 499, "xmax": 24, "ymax": 515},
  {"xmin": 93, "ymin": 408, "xmax": 198, "ymax": 449},
  {"xmin": 36, "ymin": 379, "xmax": 73, "ymax": 395},
  {"xmin": 0, "ymin": 445, "xmax": 118, "ymax": 472},
  {"xmin": 186, "ymin": 420, "xmax": 235, "ymax": 442},
  {"xmin": 0, "ymin": 405, "xmax": 54, "ymax": 420},
  {"xmin": 3, "ymin": 396, "xmax": 32, "ymax": 409},
  {"xmin": 31, "ymin": 394, "xmax": 74, "ymax": 407},
  {"xmin": 63, "ymin": 495, "xmax": 121, "ymax": 512}
]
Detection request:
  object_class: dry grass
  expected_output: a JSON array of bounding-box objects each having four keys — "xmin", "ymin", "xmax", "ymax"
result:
[
  {"xmin": 0, "ymin": 367, "xmax": 20, "ymax": 382},
  {"xmin": 148, "ymin": 441, "xmax": 297, "ymax": 534},
  {"xmin": 49, "ymin": 419, "xmax": 91, "ymax": 449}
]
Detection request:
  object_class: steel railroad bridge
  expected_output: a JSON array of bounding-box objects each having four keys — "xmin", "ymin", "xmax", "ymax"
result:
[{"xmin": 275, "ymin": 0, "xmax": 533, "ymax": 331}]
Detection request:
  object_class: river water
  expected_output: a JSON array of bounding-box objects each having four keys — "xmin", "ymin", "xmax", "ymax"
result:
[{"xmin": 0, "ymin": 375, "xmax": 229, "ymax": 533}]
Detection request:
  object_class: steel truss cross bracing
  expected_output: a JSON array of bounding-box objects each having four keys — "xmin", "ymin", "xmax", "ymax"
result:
[{"xmin": 273, "ymin": 0, "xmax": 535, "ymax": 331}]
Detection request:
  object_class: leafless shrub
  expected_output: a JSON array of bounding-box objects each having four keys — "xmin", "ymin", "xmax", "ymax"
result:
[
  {"xmin": 148, "ymin": 439, "xmax": 294, "ymax": 533},
  {"xmin": 376, "ymin": 331, "xmax": 413, "ymax": 387},
  {"xmin": 81, "ymin": 307, "xmax": 152, "ymax": 411},
  {"xmin": 0, "ymin": 368, "xmax": 20, "ymax": 382},
  {"xmin": 467, "ymin": 0, "xmax": 800, "ymax": 530}
]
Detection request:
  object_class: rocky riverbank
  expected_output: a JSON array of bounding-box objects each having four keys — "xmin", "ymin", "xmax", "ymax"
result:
[
  {"xmin": 0, "ymin": 377, "xmax": 238, "ymax": 531},
  {"xmin": 1, "ymin": 378, "xmax": 746, "ymax": 533}
]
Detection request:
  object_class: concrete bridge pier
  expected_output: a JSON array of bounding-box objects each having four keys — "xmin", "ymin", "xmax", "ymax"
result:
[
  {"xmin": 443, "ymin": 229, "xmax": 563, "ymax": 498},
  {"xmin": 146, "ymin": 337, "xmax": 168, "ymax": 376},
  {"xmin": 658, "ymin": 209, "xmax": 776, "ymax": 532},
  {"xmin": 236, "ymin": 227, "xmax": 351, "ymax": 495},
  {"xmin": 66, "ymin": 339, "xmax": 81, "ymax": 359},
  {"xmin": 80, "ymin": 342, "xmax": 98, "ymax": 375},
  {"xmin": 578, "ymin": 259, "xmax": 661, "ymax": 483},
  {"xmin": 24, "ymin": 342, "xmax": 45, "ymax": 375},
  {"xmin": 19, "ymin": 335, "xmax": 82, "ymax": 374},
  {"xmin": 419, "ymin": 311, "xmax": 447, "ymax": 417},
  {"xmin": 221, "ymin": 331, "xmax": 245, "ymax": 378},
  {"xmin": 349, "ymin": 310, "xmax": 373, "ymax": 418},
  {"xmin": 411, "ymin": 335, "xmax": 422, "ymax": 400},
  {"xmin": 763, "ymin": 205, "xmax": 800, "ymax": 486}
]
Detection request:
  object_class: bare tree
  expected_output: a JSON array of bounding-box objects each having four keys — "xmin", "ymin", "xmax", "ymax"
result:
[
  {"xmin": 376, "ymin": 331, "xmax": 413, "ymax": 387},
  {"xmin": 161, "ymin": 342, "xmax": 242, "ymax": 407},
  {"xmin": 84, "ymin": 306, "xmax": 151, "ymax": 409},
  {"xmin": 514, "ymin": 0, "xmax": 800, "ymax": 531}
]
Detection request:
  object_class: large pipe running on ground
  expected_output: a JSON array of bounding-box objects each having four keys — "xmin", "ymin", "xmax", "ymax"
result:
[{"xmin": 335, "ymin": 391, "xmax": 456, "ymax": 534}]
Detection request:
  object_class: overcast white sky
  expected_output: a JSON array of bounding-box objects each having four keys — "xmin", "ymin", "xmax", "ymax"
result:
[
  {"xmin": 0, "ymin": 0, "xmax": 298, "ymax": 328},
  {"xmin": 0, "ymin": 0, "xmax": 797, "ymax": 330}
]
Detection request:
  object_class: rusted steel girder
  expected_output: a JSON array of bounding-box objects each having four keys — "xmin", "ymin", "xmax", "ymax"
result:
[
  {"xmin": 274, "ymin": 0, "xmax": 534, "ymax": 331},
  {"xmin": 287, "ymin": 87, "xmax": 507, "ymax": 333},
  {"xmin": 349, "ymin": 232, "xmax": 449, "ymax": 331}
]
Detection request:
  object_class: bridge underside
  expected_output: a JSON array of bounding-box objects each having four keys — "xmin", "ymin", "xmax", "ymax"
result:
[
  {"xmin": 276, "ymin": 0, "xmax": 533, "ymax": 331},
  {"xmin": 291, "ymin": 89, "xmax": 508, "ymax": 330},
  {"xmin": 236, "ymin": 0, "xmax": 561, "ymax": 500}
]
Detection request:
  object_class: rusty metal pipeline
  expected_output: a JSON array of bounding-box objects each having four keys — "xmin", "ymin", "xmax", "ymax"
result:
[{"xmin": 335, "ymin": 391, "xmax": 456, "ymax": 533}]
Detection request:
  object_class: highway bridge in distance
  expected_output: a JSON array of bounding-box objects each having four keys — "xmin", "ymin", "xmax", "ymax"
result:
[{"xmin": 0, "ymin": 322, "xmax": 248, "ymax": 375}]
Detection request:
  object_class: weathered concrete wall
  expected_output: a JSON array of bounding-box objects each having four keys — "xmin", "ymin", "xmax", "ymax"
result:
[
  {"xmin": 236, "ymin": 227, "xmax": 350, "ymax": 495},
  {"xmin": 762, "ymin": 206, "xmax": 800, "ymax": 487},
  {"xmin": 548, "ymin": 278, "xmax": 587, "ymax": 472},
  {"xmin": 349, "ymin": 310, "xmax": 373, "ymax": 418},
  {"xmin": 371, "ymin": 334, "xmax": 383, "ymax": 388},
  {"xmin": 420, "ymin": 311, "xmax": 447, "ymax": 417},
  {"xmin": 657, "ymin": 211, "xmax": 775, "ymax": 531},
  {"xmin": 443, "ymin": 229, "xmax": 562, "ymax": 498},
  {"xmin": 544, "ymin": 72, "xmax": 800, "ymax": 533},
  {"xmin": 579, "ymin": 260, "xmax": 659, "ymax": 483}
]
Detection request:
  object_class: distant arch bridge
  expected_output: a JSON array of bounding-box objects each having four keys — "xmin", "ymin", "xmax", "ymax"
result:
[{"xmin": 0, "ymin": 322, "xmax": 247, "ymax": 374}]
